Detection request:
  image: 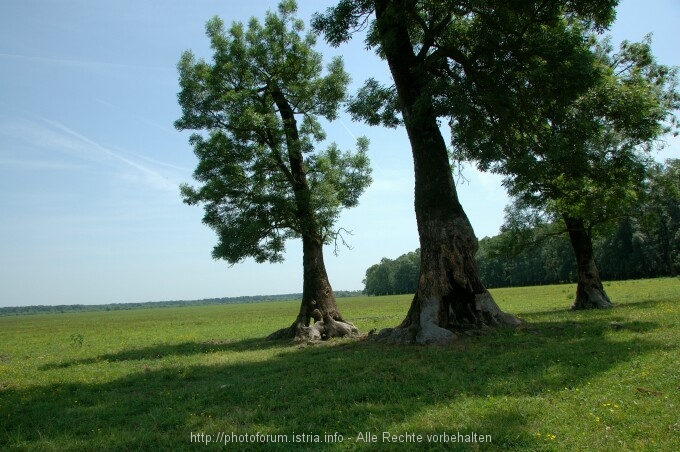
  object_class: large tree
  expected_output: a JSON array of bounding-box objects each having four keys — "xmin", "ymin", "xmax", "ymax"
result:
[
  {"xmin": 176, "ymin": 0, "xmax": 372, "ymax": 340},
  {"xmin": 314, "ymin": 0, "xmax": 616, "ymax": 343},
  {"xmin": 455, "ymin": 35, "xmax": 679, "ymax": 309}
]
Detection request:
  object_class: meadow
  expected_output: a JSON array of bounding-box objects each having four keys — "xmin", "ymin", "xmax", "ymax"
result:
[{"xmin": 1, "ymin": 278, "xmax": 678, "ymax": 451}]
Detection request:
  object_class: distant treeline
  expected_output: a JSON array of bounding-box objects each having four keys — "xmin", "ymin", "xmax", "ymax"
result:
[
  {"xmin": 0, "ymin": 290, "xmax": 363, "ymax": 317},
  {"xmin": 364, "ymin": 161, "xmax": 679, "ymax": 295},
  {"xmin": 365, "ymin": 214, "xmax": 678, "ymax": 295}
]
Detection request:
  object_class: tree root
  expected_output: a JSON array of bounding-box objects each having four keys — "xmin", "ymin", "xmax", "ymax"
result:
[
  {"xmin": 571, "ymin": 282, "xmax": 613, "ymax": 310},
  {"xmin": 266, "ymin": 317, "xmax": 359, "ymax": 342},
  {"xmin": 372, "ymin": 324, "xmax": 455, "ymax": 345},
  {"xmin": 475, "ymin": 292, "xmax": 524, "ymax": 326},
  {"xmin": 370, "ymin": 292, "xmax": 523, "ymax": 345}
]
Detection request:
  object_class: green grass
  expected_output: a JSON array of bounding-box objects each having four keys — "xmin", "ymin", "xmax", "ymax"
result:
[{"xmin": 1, "ymin": 278, "xmax": 679, "ymax": 451}]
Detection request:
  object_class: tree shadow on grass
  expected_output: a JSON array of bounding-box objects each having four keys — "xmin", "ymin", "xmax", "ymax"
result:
[
  {"xmin": 38, "ymin": 337, "xmax": 289, "ymax": 371},
  {"xmin": 2, "ymin": 317, "xmax": 670, "ymax": 451},
  {"xmin": 515, "ymin": 297, "xmax": 674, "ymax": 317}
]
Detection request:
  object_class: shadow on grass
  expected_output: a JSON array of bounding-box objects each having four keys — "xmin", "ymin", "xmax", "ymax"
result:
[
  {"xmin": 2, "ymin": 316, "xmax": 670, "ymax": 451},
  {"xmin": 515, "ymin": 297, "xmax": 675, "ymax": 317},
  {"xmin": 39, "ymin": 337, "xmax": 286, "ymax": 371}
]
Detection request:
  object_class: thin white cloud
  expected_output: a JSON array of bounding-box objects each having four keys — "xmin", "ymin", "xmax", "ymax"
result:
[
  {"xmin": 42, "ymin": 118, "xmax": 178, "ymax": 192},
  {"xmin": 129, "ymin": 151, "xmax": 192, "ymax": 173},
  {"xmin": 0, "ymin": 117, "xmax": 178, "ymax": 192},
  {"xmin": 339, "ymin": 119, "xmax": 357, "ymax": 140},
  {"xmin": 92, "ymin": 97, "xmax": 117, "ymax": 109}
]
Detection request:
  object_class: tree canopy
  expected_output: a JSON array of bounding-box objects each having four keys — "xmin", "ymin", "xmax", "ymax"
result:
[
  {"xmin": 176, "ymin": 0, "xmax": 371, "ymax": 265},
  {"xmin": 484, "ymin": 35, "xmax": 679, "ymax": 230},
  {"xmin": 468, "ymin": 34, "xmax": 679, "ymax": 308}
]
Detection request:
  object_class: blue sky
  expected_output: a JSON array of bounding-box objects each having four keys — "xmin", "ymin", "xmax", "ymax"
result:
[{"xmin": 1, "ymin": 0, "xmax": 678, "ymax": 307}]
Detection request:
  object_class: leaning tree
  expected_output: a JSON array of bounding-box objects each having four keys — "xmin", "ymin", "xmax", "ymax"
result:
[
  {"xmin": 453, "ymin": 35, "xmax": 679, "ymax": 309},
  {"xmin": 176, "ymin": 0, "xmax": 372, "ymax": 340},
  {"xmin": 313, "ymin": 0, "xmax": 617, "ymax": 343}
]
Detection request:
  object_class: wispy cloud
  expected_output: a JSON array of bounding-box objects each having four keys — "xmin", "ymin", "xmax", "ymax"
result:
[
  {"xmin": 92, "ymin": 97, "xmax": 117, "ymax": 109},
  {"xmin": 0, "ymin": 117, "xmax": 179, "ymax": 192},
  {"xmin": 43, "ymin": 119, "xmax": 178, "ymax": 192},
  {"xmin": 128, "ymin": 151, "xmax": 192, "ymax": 173}
]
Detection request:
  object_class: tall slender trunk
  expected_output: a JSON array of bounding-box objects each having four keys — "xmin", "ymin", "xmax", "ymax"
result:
[
  {"xmin": 267, "ymin": 88, "xmax": 357, "ymax": 340},
  {"xmin": 373, "ymin": 0, "xmax": 521, "ymax": 344},
  {"xmin": 563, "ymin": 215, "xmax": 612, "ymax": 309}
]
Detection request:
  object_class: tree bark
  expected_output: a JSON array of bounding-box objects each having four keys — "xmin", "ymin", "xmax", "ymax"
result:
[
  {"xmin": 267, "ymin": 88, "xmax": 358, "ymax": 341},
  {"xmin": 563, "ymin": 215, "xmax": 613, "ymax": 309},
  {"xmin": 373, "ymin": 0, "xmax": 521, "ymax": 344}
]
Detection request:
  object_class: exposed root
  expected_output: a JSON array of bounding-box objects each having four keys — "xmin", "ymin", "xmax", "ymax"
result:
[
  {"xmin": 570, "ymin": 283, "xmax": 613, "ymax": 310},
  {"xmin": 372, "ymin": 323, "xmax": 461, "ymax": 345},
  {"xmin": 475, "ymin": 292, "xmax": 523, "ymax": 326},
  {"xmin": 372, "ymin": 326, "xmax": 417, "ymax": 345},
  {"xmin": 266, "ymin": 317, "xmax": 359, "ymax": 342},
  {"xmin": 371, "ymin": 291, "xmax": 522, "ymax": 345},
  {"xmin": 315, "ymin": 316, "xmax": 359, "ymax": 340},
  {"xmin": 265, "ymin": 324, "xmax": 299, "ymax": 341},
  {"xmin": 415, "ymin": 295, "xmax": 457, "ymax": 344}
]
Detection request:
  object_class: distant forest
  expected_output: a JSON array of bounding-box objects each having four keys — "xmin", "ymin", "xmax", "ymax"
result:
[
  {"xmin": 0, "ymin": 291, "xmax": 363, "ymax": 316},
  {"xmin": 364, "ymin": 160, "xmax": 680, "ymax": 295}
]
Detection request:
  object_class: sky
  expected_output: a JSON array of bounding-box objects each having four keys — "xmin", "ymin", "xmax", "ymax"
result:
[{"xmin": 1, "ymin": 1, "xmax": 678, "ymax": 307}]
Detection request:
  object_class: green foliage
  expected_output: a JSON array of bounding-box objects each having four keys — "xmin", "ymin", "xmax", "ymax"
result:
[
  {"xmin": 482, "ymin": 158, "xmax": 680, "ymax": 287},
  {"xmin": 346, "ymin": 78, "xmax": 402, "ymax": 128},
  {"xmin": 643, "ymin": 160, "xmax": 680, "ymax": 273},
  {"xmin": 2, "ymin": 279, "xmax": 679, "ymax": 450},
  {"xmin": 599, "ymin": 159, "xmax": 680, "ymax": 278},
  {"xmin": 315, "ymin": 0, "xmax": 617, "ymax": 136},
  {"xmin": 479, "ymin": 35, "xmax": 679, "ymax": 236},
  {"xmin": 176, "ymin": 1, "xmax": 371, "ymax": 264},
  {"xmin": 363, "ymin": 251, "xmax": 420, "ymax": 296}
]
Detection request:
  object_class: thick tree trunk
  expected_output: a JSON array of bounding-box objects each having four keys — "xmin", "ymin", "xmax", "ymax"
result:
[
  {"xmin": 563, "ymin": 215, "xmax": 613, "ymax": 309},
  {"xmin": 267, "ymin": 235, "xmax": 358, "ymax": 341},
  {"xmin": 373, "ymin": 0, "xmax": 521, "ymax": 344}
]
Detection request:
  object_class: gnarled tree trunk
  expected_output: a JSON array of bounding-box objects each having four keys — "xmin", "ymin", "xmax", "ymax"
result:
[
  {"xmin": 267, "ymin": 234, "xmax": 358, "ymax": 341},
  {"xmin": 564, "ymin": 215, "xmax": 613, "ymax": 309},
  {"xmin": 373, "ymin": 0, "xmax": 521, "ymax": 344}
]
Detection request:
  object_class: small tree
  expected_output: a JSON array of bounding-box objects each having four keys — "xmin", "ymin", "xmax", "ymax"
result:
[{"xmin": 176, "ymin": 0, "xmax": 372, "ymax": 340}]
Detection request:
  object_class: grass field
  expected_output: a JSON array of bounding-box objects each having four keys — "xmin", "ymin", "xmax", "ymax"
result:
[{"xmin": 1, "ymin": 278, "xmax": 678, "ymax": 451}]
